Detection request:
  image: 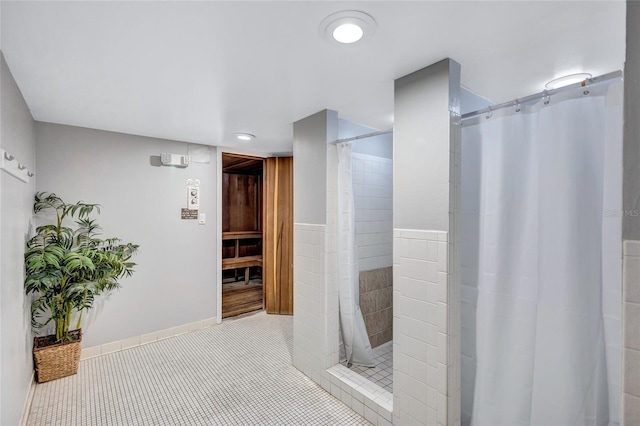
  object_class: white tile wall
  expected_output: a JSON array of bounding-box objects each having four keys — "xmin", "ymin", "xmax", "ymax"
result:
[
  {"xmin": 353, "ymin": 153, "xmax": 393, "ymax": 272},
  {"xmin": 623, "ymin": 239, "xmax": 640, "ymax": 425},
  {"xmin": 394, "ymin": 229, "xmax": 458, "ymax": 426},
  {"xmin": 292, "ymin": 223, "xmax": 329, "ymax": 386},
  {"xmin": 294, "ymin": 145, "xmax": 397, "ymax": 424}
]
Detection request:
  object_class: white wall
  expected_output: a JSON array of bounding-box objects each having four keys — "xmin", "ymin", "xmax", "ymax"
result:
[
  {"xmin": 35, "ymin": 122, "xmax": 217, "ymax": 348},
  {"xmin": 393, "ymin": 58, "xmax": 462, "ymax": 426},
  {"xmin": 352, "ymin": 153, "xmax": 392, "ymax": 272},
  {"xmin": 292, "ymin": 109, "xmax": 339, "ymax": 383},
  {"xmin": 0, "ymin": 52, "xmax": 36, "ymax": 426}
]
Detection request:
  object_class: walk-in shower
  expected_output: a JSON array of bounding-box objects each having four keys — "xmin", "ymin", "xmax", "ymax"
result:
[
  {"xmin": 459, "ymin": 72, "xmax": 623, "ymax": 425},
  {"xmin": 335, "ymin": 121, "xmax": 394, "ymax": 393}
]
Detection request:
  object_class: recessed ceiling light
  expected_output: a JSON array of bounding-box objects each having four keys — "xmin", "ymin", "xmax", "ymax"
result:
[
  {"xmin": 320, "ymin": 11, "xmax": 376, "ymax": 46},
  {"xmin": 233, "ymin": 133, "xmax": 256, "ymax": 141},
  {"xmin": 332, "ymin": 23, "xmax": 364, "ymax": 44},
  {"xmin": 545, "ymin": 73, "xmax": 592, "ymax": 90}
]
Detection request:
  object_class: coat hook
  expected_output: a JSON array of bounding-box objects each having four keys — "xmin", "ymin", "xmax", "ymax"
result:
[
  {"xmin": 4, "ymin": 152, "xmax": 14, "ymax": 161},
  {"xmin": 27, "ymin": 171, "xmax": 35, "ymax": 177},
  {"xmin": 18, "ymin": 163, "xmax": 26, "ymax": 170}
]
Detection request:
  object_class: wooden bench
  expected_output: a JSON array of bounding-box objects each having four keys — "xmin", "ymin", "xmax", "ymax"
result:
[{"xmin": 222, "ymin": 231, "xmax": 263, "ymax": 284}]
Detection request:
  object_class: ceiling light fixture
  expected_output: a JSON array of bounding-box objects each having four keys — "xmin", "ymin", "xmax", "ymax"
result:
[
  {"xmin": 233, "ymin": 133, "xmax": 256, "ymax": 142},
  {"xmin": 333, "ymin": 23, "xmax": 364, "ymax": 44},
  {"xmin": 545, "ymin": 73, "xmax": 592, "ymax": 90},
  {"xmin": 320, "ymin": 10, "xmax": 376, "ymax": 45}
]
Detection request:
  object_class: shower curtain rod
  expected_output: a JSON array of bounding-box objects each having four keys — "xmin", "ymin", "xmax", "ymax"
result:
[
  {"xmin": 461, "ymin": 70, "xmax": 623, "ymax": 121},
  {"xmin": 331, "ymin": 129, "xmax": 393, "ymax": 145}
]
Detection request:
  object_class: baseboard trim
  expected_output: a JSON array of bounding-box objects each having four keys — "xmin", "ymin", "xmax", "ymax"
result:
[
  {"xmin": 20, "ymin": 373, "xmax": 36, "ymax": 426},
  {"xmin": 80, "ymin": 316, "xmax": 218, "ymax": 361}
]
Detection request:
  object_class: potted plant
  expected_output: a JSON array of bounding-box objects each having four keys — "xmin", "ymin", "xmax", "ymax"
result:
[{"xmin": 24, "ymin": 192, "xmax": 139, "ymax": 383}]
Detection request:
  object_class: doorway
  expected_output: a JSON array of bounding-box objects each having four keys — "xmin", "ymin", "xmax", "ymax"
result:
[
  {"xmin": 220, "ymin": 153, "xmax": 294, "ymax": 319},
  {"xmin": 221, "ymin": 153, "xmax": 264, "ymax": 318}
]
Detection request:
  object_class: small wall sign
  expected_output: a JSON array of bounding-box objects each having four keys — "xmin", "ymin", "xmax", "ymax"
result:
[{"xmin": 181, "ymin": 208, "xmax": 198, "ymax": 220}]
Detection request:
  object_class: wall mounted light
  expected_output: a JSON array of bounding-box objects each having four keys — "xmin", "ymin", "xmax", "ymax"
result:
[
  {"xmin": 161, "ymin": 153, "xmax": 190, "ymax": 167},
  {"xmin": 545, "ymin": 73, "xmax": 592, "ymax": 90}
]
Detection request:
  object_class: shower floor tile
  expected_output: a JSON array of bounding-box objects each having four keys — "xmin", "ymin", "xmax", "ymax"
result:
[
  {"xmin": 346, "ymin": 341, "xmax": 393, "ymax": 393},
  {"xmin": 26, "ymin": 312, "xmax": 369, "ymax": 426}
]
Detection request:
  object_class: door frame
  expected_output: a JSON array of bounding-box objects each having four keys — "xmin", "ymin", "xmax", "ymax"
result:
[{"xmin": 216, "ymin": 148, "xmax": 269, "ymax": 324}]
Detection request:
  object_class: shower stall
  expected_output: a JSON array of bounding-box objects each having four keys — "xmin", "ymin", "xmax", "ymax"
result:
[
  {"xmin": 459, "ymin": 72, "xmax": 623, "ymax": 425},
  {"xmin": 335, "ymin": 121, "xmax": 394, "ymax": 393}
]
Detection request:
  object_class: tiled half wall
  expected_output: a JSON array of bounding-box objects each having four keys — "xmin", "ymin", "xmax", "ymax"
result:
[
  {"xmin": 293, "ymin": 222, "xmax": 394, "ymax": 426},
  {"xmin": 623, "ymin": 240, "xmax": 640, "ymax": 424},
  {"xmin": 394, "ymin": 229, "xmax": 460, "ymax": 426}
]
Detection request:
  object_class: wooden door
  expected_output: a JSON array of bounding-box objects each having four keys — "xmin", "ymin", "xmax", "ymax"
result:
[{"xmin": 263, "ymin": 157, "xmax": 294, "ymax": 314}]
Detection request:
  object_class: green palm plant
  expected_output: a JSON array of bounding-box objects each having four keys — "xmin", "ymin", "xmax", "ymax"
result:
[{"xmin": 25, "ymin": 192, "xmax": 139, "ymax": 343}]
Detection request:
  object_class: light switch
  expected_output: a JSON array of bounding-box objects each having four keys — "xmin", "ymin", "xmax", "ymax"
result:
[{"xmin": 198, "ymin": 213, "xmax": 206, "ymax": 225}]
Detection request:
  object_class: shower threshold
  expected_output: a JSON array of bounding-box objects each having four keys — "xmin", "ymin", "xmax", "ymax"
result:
[{"xmin": 344, "ymin": 340, "xmax": 393, "ymax": 393}]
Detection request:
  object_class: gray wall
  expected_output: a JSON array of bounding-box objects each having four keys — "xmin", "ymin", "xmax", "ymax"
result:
[
  {"xmin": 35, "ymin": 123, "xmax": 217, "ymax": 348},
  {"xmin": 292, "ymin": 109, "xmax": 337, "ymax": 224},
  {"xmin": 339, "ymin": 118, "xmax": 393, "ymax": 159},
  {"xmin": 0, "ymin": 52, "xmax": 36, "ymax": 426},
  {"xmin": 624, "ymin": 1, "xmax": 640, "ymax": 240},
  {"xmin": 394, "ymin": 59, "xmax": 461, "ymax": 231}
]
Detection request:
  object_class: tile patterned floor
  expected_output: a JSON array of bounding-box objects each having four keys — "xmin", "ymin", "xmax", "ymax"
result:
[
  {"xmin": 27, "ymin": 312, "xmax": 370, "ymax": 426},
  {"xmin": 346, "ymin": 341, "xmax": 393, "ymax": 393}
]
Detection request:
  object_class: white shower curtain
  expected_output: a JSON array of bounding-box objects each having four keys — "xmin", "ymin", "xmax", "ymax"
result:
[
  {"xmin": 461, "ymin": 80, "xmax": 622, "ymax": 425},
  {"xmin": 336, "ymin": 143, "xmax": 375, "ymax": 367}
]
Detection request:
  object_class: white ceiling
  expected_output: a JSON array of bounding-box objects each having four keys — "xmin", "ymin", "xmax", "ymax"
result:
[{"xmin": 1, "ymin": 1, "xmax": 626, "ymax": 154}]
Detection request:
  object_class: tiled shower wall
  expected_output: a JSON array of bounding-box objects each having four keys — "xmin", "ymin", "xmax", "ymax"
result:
[
  {"xmin": 353, "ymin": 153, "xmax": 393, "ymax": 272},
  {"xmin": 360, "ymin": 267, "xmax": 393, "ymax": 348},
  {"xmin": 623, "ymin": 240, "xmax": 640, "ymax": 424}
]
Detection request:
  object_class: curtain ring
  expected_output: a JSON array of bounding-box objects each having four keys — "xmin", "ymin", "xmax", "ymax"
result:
[
  {"xmin": 485, "ymin": 107, "xmax": 493, "ymax": 120},
  {"xmin": 542, "ymin": 90, "xmax": 550, "ymax": 105},
  {"xmin": 514, "ymin": 100, "xmax": 521, "ymax": 113}
]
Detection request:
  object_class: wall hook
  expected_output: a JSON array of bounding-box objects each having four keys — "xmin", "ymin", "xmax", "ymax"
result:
[
  {"xmin": 4, "ymin": 152, "xmax": 14, "ymax": 161},
  {"xmin": 18, "ymin": 163, "xmax": 26, "ymax": 170},
  {"xmin": 27, "ymin": 171, "xmax": 35, "ymax": 177}
]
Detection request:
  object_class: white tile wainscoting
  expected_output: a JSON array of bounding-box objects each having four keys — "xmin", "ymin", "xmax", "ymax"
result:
[
  {"xmin": 393, "ymin": 229, "xmax": 460, "ymax": 426},
  {"xmin": 623, "ymin": 239, "xmax": 640, "ymax": 424}
]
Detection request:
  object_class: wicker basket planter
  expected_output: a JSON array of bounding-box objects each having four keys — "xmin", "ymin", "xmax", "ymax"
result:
[{"xmin": 33, "ymin": 329, "xmax": 82, "ymax": 383}]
